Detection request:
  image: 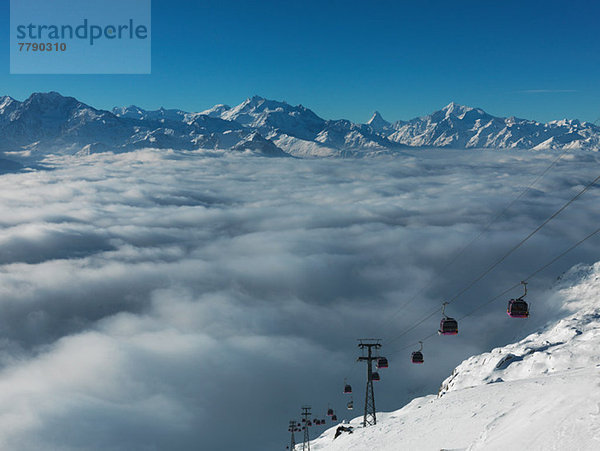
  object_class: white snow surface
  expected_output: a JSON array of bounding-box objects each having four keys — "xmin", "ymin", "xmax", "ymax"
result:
[{"xmin": 310, "ymin": 262, "xmax": 600, "ymax": 451}]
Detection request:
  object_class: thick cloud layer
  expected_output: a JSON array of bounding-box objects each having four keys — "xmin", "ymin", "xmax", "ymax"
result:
[{"xmin": 0, "ymin": 148, "xmax": 597, "ymax": 450}]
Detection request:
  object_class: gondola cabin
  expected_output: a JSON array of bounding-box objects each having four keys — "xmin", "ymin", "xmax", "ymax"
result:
[
  {"xmin": 372, "ymin": 372, "xmax": 380, "ymax": 381},
  {"xmin": 332, "ymin": 415, "xmax": 337, "ymax": 421},
  {"xmin": 347, "ymin": 400, "xmax": 353, "ymax": 410},
  {"xmin": 439, "ymin": 317, "xmax": 458, "ymax": 335},
  {"xmin": 327, "ymin": 408, "xmax": 334, "ymax": 416},
  {"xmin": 344, "ymin": 384, "xmax": 352, "ymax": 394},
  {"xmin": 507, "ymin": 298, "xmax": 529, "ymax": 318},
  {"xmin": 411, "ymin": 350, "xmax": 424, "ymax": 364},
  {"xmin": 376, "ymin": 357, "xmax": 388, "ymax": 369}
]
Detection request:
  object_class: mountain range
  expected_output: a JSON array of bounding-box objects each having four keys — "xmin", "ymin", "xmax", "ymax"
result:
[{"xmin": 0, "ymin": 92, "xmax": 599, "ymax": 162}]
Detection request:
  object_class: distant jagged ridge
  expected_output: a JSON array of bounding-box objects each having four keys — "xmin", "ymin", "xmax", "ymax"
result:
[
  {"xmin": 384, "ymin": 102, "xmax": 600, "ymax": 151},
  {"xmin": 0, "ymin": 92, "xmax": 598, "ymax": 160}
]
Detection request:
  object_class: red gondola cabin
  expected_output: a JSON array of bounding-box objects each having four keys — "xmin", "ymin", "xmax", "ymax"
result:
[
  {"xmin": 411, "ymin": 350, "xmax": 424, "ymax": 364},
  {"xmin": 439, "ymin": 317, "xmax": 458, "ymax": 335}
]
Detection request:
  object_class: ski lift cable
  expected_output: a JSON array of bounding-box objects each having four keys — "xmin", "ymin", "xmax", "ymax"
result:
[
  {"xmin": 377, "ymin": 148, "xmax": 571, "ymax": 332},
  {"xmin": 444, "ymin": 172, "xmax": 600, "ymax": 306},
  {"xmin": 385, "ymin": 173, "xmax": 599, "ymax": 347},
  {"xmin": 340, "ymin": 339, "xmax": 372, "ymax": 393},
  {"xmin": 393, "ymin": 283, "xmax": 521, "ymax": 352},
  {"xmin": 459, "ymin": 225, "xmax": 600, "ymax": 322},
  {"xmin": 314, "ymin": 173, "xmax": 598, "ymax": 422},
  {"xmin": 325, "ymin": 171, "xmax": 597, "ymax": 421},
  {"xmin": 393, "ymin": 224, "xmax": 600, "ymax": 352},
  {"xmin": 386, "ymin": 307, "xmax": 440, "ymax": 345},
  {"xmin": 336, "ymin": 169, "xmax": 598, "ymax": 403}
]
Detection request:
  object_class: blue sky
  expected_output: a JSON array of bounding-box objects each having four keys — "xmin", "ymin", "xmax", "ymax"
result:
[{"xmin": 2, "ymin": 0, "xmax": 599, "ymax": 123}]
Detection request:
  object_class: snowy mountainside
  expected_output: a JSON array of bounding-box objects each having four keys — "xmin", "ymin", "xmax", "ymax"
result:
[
  {"xmin": 0, "ymin": 92, "xmax": 279, "ymax": 159},
  {"xmin": 1, "ymin": 92, "xmax": 600, "ymax": 164},
  {"xmin": 215, "ymin": 96, "xmax": 394, "ymax": 156},
  {"xmin": 199, "ymin": 103, "xmax": 231, "ymax": 118},
  {"xmin": 310, "ymin": 261, "xmax": 600, "ymax": 451},
  {"xmin": 230, "ymin": 131, "xmax": 290, "ymax": 156},
  {"xmin": 111, "ymin": 105, "xmax": 189, "ymax": 122},
  {"xmin": 439, "ymin": 263, "xmax": 600, "ymax": 395},
  {"xmin": 220, "ymin": 95, "xmax": 324, "ymax": 140},
  {"xmin": 385, "ymin": 102, "xmax": 600, "ymax": 150}
]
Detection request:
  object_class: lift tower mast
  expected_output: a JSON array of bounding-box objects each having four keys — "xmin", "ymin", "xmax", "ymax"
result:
[
  {"xmin": 287, "ymin": 420, "xmax": 300, "ymax": 450},
  {"xmin": 357, "ymin": 339, "xmax": 382, "ymax": 426},
  {"xmin": 301, "ymin": 406, "xmax": 312, "ymax": 451}
]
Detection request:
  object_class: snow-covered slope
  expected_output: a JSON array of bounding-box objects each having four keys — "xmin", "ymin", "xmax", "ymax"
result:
[
  {"xmin": 231, "ymin": 130, "xmax": 290, "ymax": 156},
  {"xmin": 108, "ymin": 99, "xmax": 600, "ymax": 153},
  {"xmin": 215, "ymin": 96, "xmax": 396, "ymax": 156},
  {"xmin": 2, "ymin": 92, "xmax": 600, "ymax": 162},
  {"xmin": 111, "ymin": 105, "xmax": 189, "ymax": 122},
  {"xmin": 310, "ymin": 262, "xmax": 600, "ymax": 451},
  {"xmin": 198, "ymin": 103, "xmax": 231, "ymax": 118},
  {"xmin": 0, "ymin": 92, "xmax": 283, "ymax": 158},
  {"xmin": 0, "ymin": 92, "xmax": 131, "ymax": 153},
  {"xmin": 386, "ymin": 102, "xmax": 600, "ymax": 150}
]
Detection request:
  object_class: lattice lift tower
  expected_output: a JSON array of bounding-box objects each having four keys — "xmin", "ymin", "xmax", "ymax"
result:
[
  {"xmin": 357, "ymin": 339, "xmax": 382, "ymax": 426},
  {"xmin": 287, "ymin": 420, "xmax": 300, "ymax": 450},
  {"xmin": 301, "ymin": 406, "xmax": 312, "ymax": 450}
]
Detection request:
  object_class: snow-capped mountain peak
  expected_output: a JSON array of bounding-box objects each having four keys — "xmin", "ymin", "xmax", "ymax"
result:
[
  {"xmin": 1, "ymin": 92, "xmax": 600, "ymax": 161},
  {"xmin": 21, "ymin": 91, "xmax": 88, "ymax": 114},
  {"xmin": 386, "ymin": 102, "xmax": 600, "ymax": 150},
  {"xmin": 199, "ymin": 103, "xmax": 231, "ymax": 118},
  {"xmin": 442, "ymin": 101, "xmax": 467, "ymax": 112},
  {"xmin": 366, "ymin": 111, "xmax": 391, "ymax": 132},
  {"xmin": 27, "ymin": 91, "xmax": 69, "ymax": 103},
  {"xmin": 0, "ymin": 96, "xmax": 17, "ymax": 114},
  {"xmin": 220, "ymin": 96, "xmax": 326, "ymax": 142},
  {"xmin": 231, "ymin": 130, "xmax": 289, "ymax": 156},
  {"xmin": 112, "ymin": 105, "xmax": 190, "ymax": 122},
  {"xmin": 439, "ymin": 101, "xmax": 487, "ymax": 120},
  {"xmin": 222, "ymin": 95, "xmax": 290, "ymax": 120},
  {"xmin": 112, "ymin": 105, "xmax": 147, "ymax": 120}
]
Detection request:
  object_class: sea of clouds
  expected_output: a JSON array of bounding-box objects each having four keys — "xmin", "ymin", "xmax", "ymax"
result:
[{"xmin": 0, "ymin": 148, "xmax": 597, "ymax": 450}]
